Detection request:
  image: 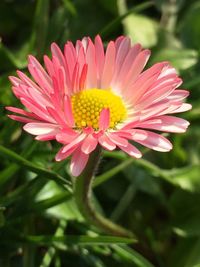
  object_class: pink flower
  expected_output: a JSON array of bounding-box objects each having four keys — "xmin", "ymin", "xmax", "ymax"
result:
[{"xmin": 7, "ymin": 36, "xmax": 191, "ymax": 176}]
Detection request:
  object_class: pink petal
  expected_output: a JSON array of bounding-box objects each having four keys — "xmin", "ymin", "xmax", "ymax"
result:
[
  {"xmin": 118, "ymin": 142, "xmax": 142, "ymax": 158},
  {"xmin": 101, "ymin": 41, "xmax": 116, "ymax": 88},
  {"xmin": 6, "ymin": 106, "xmax": 40, "ymax": 120},
  {"xmin": 7, "ymin": 115, "xmax": 36, "ymax": 123},
  {"xmin": 81, "ymin": 134, "xmax": 98, "ymax": 154},
  {"xmin": 122, "ymin": 50, "xmax": 151, "ymax": 91},
  {"xmin": 132, "ymin": 130, "xmax": 172, "ymax": 152},
  {"xmin": 63, "ymin": 95, "xmax": 74, "ymax": 127},
  {"xmin": 20, "ymin": 98, "xmax": 55, "ymax": 123},
  {"xmin": 137, "ymin": 115, "xmax": 190, "ymax": 133},
  {"xmin": 9, "ymin": 76, "xmax": 21, "ymax": 86},
  {"xmin": 99, "ymin": 108, "xmax": 110, "ymax": 130},
  {"xmin": 95, "ymin": 35, "xmax": 105, "ymax": 86},
  {"xmin": 85, "ymin": 38, "xmax": 97, "ymax": 88},
  {"xmin": 113, "ymin": 43, "xmax": 141, "ymax": 88},
  {"xmin": 169, "ymin": 103, "xmax": 192, "ymax": 113},
  {"xmin": 44, "ymin": 55, "xmax": 55, "ymax": 77},
  {"xmin": 127, "ymin": 62, "xmax": 168, "ymax": 103},
  {"xmin": 98, "ymin": 134, "xmax": 116, "ymax": 151},
  {"xmin": 28, "ymin": 55, "xmax": 51, "ymax": 83},
  {"xmin": 51, "ymin": 42, "xmax": 67, "ymax": 70},
  {"xmin": 56, "ymin": 130, "xmax": 79, "ymax": 144},
  {"xmin": 23, "ymin": 122, "xmax": 59, "ymax": 135},
  {"xmin": 46, "ymin": 107, "xmax": 66, "ymax": 126},
  {"xmin": 55, "ymin": 144, "xmax": 78, "ymax": 161},
  {"xmin": 107, "ymin": 133, "xmax": 128, "ymax": 147},
  {"xmin": 62, "ymin": 133, "xmax": 86, "ymax": 153},
  {"xmin": 35, "ymin": 131, "xmax": 58, "ymax": 141},
  {"xmin": 70, "ymin": 148, "xmax": 89, "ymax": 176},
  {"xmin": 112, "ymin": 37, "xmax": 131, "ymax": 83},
  {"xmin": 28, "ymin": 64, "xmax": 52, "ymax": 94},
  {"xmin": 17, "ymin": 71, "xmax": 42, "ymax": 92},
  {"xmin": 167, "ymin": 89, "xmax": 189, "ymax": 101},
  {"xmin": 64, "ymin": 41, "xmax": 76, "ymax": 79}
]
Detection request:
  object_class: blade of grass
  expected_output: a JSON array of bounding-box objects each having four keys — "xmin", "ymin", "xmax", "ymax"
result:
[
  {"xmin": 40, "ymin": 219, "xmax": 67, "ymax": 267},
  {"xmin": 21, "ymin": 235, "xmax": 136, "ymax": 246},
  {"xmin": 0, "ymin": 145, "xmax": 72, "ymax": 191},
  {"xmin": 99, "ymin": 1, "xmax": 154, "ymax": 37},
  {"xmin": 113, "ymin": 245, "xmax": 155, "ymax": 267}
]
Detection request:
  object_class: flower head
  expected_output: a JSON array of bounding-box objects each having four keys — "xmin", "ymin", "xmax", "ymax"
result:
[{"xmin": 7, "ymin": 36, "xmax": 191, "ymax": 176}]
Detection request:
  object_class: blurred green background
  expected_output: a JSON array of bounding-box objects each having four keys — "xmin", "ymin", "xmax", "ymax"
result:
[{"xmin": 0, "ymin": 0, "xmax": 200, "ymax": 266}]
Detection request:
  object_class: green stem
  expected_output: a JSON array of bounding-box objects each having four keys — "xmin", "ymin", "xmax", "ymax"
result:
[{"xmin": 73, "ymin": 146, "xmax": 134, "ymax": 238}]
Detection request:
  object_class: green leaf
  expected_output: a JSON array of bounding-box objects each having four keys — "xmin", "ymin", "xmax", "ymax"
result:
[
  {"xmin": 151, "ymin": 48, "xmax": 198, "ymax": 71},
  {"xmin": 180, "ymin": 2, "xmax": 200, "ymax": 50},
  {"xmin": 168, "ymin": 238, "xmax": 200, "ymax": 267},
  {"xmin": 117, "ymin": 0, "xmax": 158, "ymax": 47},
  {"xmin": 22, "ymin": 235, "xmax": 135, "ymax": 246},
  {"xmin": 162, "ymin": 165, "xmax": 200, "ymax": 193},
  {"xmin": 170, "ymin": 191, "xmax": 200, "ymax": 237},
  {"xmin": 32, "ymin": 0, "xmax": 49, "ymax": 58},
  {"xmin": 36, "ymin": 181, "xmax": 82, "ymax": 221},
  {"xmin": 0, "ymin": 145, "xmax": 72, "ymax": 191},
  {"xmin": 113, "ymin": 245, "xmax": 155, "ymax": 267},
  {"xmin": 99, "ymin": 1, "xmax": 154, "ymax": 38}
]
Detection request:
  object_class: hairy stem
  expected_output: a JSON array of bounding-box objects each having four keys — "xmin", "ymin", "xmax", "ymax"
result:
[{"xmin": 73, "ymin": 146, "xmax": 134, "ymax": 238}]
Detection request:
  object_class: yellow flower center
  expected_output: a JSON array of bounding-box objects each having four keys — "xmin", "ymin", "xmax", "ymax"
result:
[{"xmin": 71, "ymin": 88, "xmax": 127, "ymax": 130}]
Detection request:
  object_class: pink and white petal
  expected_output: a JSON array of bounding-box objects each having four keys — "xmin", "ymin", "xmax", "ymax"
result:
[
  {"xmin": 95, "ymin": 35, "xmax": 105, "ymax": 85},
  {"xmin": 8, "ymin": 115, "xmax": 37, "ymax": 123},
  {"xmin": 112, "ymin": 37, "xmax": 131, "ymax": 83},
  {"xmin": 81, "ymin": 134, "xmax": 98, "ymax": 154},
  {"xmin": 107, "ymin": 133, "xmax": 128, "ymax": 147},
  {"xmin": 23, "ymin": 122, "xmax": 59, "ymax": 135},
  {"xmin": 64, "ymin": 41, "xmax": 76, "ymax": 79},
  {"xmin": 44, "ymin": 55, "xmax": 55, "ymax": 77},
  {"xmin": 9, "ymin": 76, "xmax": 22, "ymax": 86},
  {"xmin": 100, "ymin": 41, "xmax": 116, "ymax": 88},
  {"xmin": 6, "ymin": 106, "xmax": 40, "ymax": 120},
  {"xmin": 127, "ymin": 62, "xmax": 168, "ymax": 103},
  {"xmin": 62, "ymin": 133, "xmax": 87, "ymax": 153},
  {"xmin": 122, "ymin": 50, "xmax": 151, "ymax": 91},
  {"xmin": 166, "ymin": 89, "xmax": 189, "ymax": 101},
  {"xmin": 79, "ymin": 64, "xmax": 88, "ymax": 91},
  {"xmin": 35, "ymin": 130, "xmax": 58, "ymax": 141},
  {"xmin": 98, "ymin": 134, "xmax": 116, "ymax": 151},
  {"xmin": 85, "ymin": 38, "xmax": 97, "ymax": 88},
  {"xmin": 46, "ymin": 106, "xmax": 68, "ymax": 127},
  {"xmin": 56, "ymin": 130, "xmax": 79, "ymax": 144},
  {"xmin": 138, "ymin": 77, "xmax": 181, "ymax": 108},
  {"xmin": 99, "ymin": 108, "xmax": 110, "ymax": 131},
  {"xmin": 27, "ymin": 87, "xmax": 52, "ymax": 108},
  {"xmin": 158, "ymin": 64, "xmax": 177, "ymax": 78},
  {"xmin": 51, "ymin": 42, "xmax": 67, "ymax": 70},
  {"xmin": 113, "ymin": 43, "xmax": 141, "ymax": 88},
  {"xmin": 20, "ymin": 98, "xmax": 56, "ymax": 123},
  {"xmin": 70, "ymin": 148, "xmax": 89, "ymax": 177},
  {"xmin": 28, "ymin": 55, "xmax": 51, "ymax": 83},
  {"xmin": 63, "ymin": 95, "xmax": 74, "ymax": 127},
  {"xmin": 132, "ymin": 130, "xmax": 172, "ymax": 152},
  {"xmin": 118, "ymin": 142, "xmax": 142, "ymax": 158},
  {"xmin": 55, "ymin": 144, "xmax": 78, "ymax": 161},
  {"xmin": 28, "ymin": 65, "xmax": 53, "ymax": 94},
  {"xmin": 168, "ymin": 103, "xmax": 192, "ymax": 114},
  {"xmin": 16, "ymin": 71, "xmax": 42, "ymax": 92},
  {"xmin": 136, "ymin": 115, "xmax": 190, "ymax": 133}
]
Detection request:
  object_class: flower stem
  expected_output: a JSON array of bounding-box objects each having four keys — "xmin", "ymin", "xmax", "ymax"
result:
[{"xmin": 73, "ymin": 146, "xmax": 134, "ymax": 238}]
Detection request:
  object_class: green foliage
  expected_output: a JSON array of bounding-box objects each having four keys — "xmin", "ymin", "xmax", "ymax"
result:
[{"xmin": 0, "ymin": 0, "xmax": 200, "ymax": 266}]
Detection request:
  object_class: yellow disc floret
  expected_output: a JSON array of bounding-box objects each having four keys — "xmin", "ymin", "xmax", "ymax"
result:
[{"xmin": 71, "ymin": 88, "xmax": 127, "ymax": 130}]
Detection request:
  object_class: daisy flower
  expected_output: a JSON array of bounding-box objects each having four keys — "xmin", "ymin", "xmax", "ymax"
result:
[{"xmin": 7, "ymin": 36, "xmax": 191, "ymax": 176}]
